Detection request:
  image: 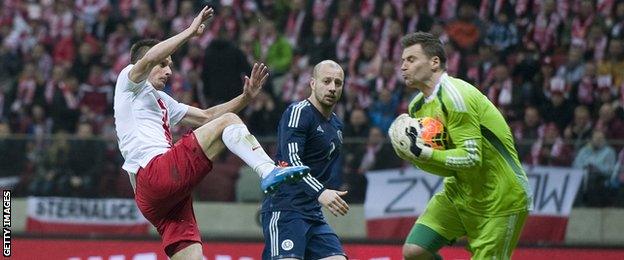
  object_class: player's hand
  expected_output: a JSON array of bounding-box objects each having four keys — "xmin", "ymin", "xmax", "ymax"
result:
[
  {"xmin": 392, "ymin": 143, "xmax": 415, "ymax": 162},
  {"xmin": 405, "ymin": 126, "xmax": 433, "ymax": 160},
  {"xmin": 243, "ymin": 63, "xmax": 269, "ymax": 100},
  {"xmin": 187, "ymin": 6, "xmax": 214, "ymax": 37},
  {"xmin": 318, "ymin": 189, "xmax": 349, "ymax": 217}
]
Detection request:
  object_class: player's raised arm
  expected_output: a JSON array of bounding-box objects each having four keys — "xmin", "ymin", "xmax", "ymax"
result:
[{"xmin": 129, "ymin": 6, "xmax": 214, "ymax": 84}]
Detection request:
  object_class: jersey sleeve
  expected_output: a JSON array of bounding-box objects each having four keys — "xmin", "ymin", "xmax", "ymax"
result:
[
  {"xmin": 427, "ymin": 96, "xmax": 483, "ymax": 170},
  {"xmin": 411, "ymin": 160, "xmax": 456, "ymax": 177},
  {"xmin": 158, "ymin": 91, "xmax": 189, "ymax": 126},
  {"xmin": 118, "ymin": 65, "xmax": 147, "ymax": 93},
  {"xmin": 278, "ymin": 105, "xmax": 326, "ymax": 198}
]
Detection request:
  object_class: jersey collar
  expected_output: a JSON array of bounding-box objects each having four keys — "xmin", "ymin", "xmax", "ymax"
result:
[
  {"xmin": 307, "ymin": 98, "xmax": 334, "ymax": 121},
  {"xmin": 424, "ymin": 72, "xmax": 447, "ymax": 103}
]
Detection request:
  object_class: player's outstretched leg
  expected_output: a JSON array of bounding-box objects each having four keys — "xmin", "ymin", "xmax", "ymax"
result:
[{"xmin": 194, "ymin": 112, "xmax": 308, "ymax": 193}]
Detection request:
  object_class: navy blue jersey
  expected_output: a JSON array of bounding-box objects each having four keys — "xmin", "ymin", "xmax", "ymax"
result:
[{"xmin": 261, "ymin": 100, "xmax": 344, "ymax": 220}]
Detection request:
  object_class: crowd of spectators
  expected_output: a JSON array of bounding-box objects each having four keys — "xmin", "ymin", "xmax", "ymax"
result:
[{"xmin": 1, "ymin": 0, "xmax": 624, "ymax": 206}]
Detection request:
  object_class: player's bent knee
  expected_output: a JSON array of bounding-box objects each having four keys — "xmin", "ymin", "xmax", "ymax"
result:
[
  {"xmin": 219, "ymin": 112, "xmax": 243, "ymax": 125},
  {"xmin": 196, "ymin": 112, "xmax": 242, "ymax": 136},
  {"xmin": 403, "ymin": 244, "xmax": 433, "ymax": 260},
  {"xmin": 201, "ymin": 112, "xmax": 243, "ymax": 135}
]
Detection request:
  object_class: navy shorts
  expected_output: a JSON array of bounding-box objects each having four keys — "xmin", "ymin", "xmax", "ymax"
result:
[{"xmin": 261, "ymin": 211, "xmax": 346, "ymax": 259}]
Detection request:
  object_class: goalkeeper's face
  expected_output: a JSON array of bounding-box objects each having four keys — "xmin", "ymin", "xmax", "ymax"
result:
[
  {"xmin": 311, "ymin": 64, "xmax": 344, "ymax": 107},
  {"xmin": 148, "ymin": 56, "xmax": 173, "ymax": 90},
  {"xmin": 400, "ymin": 44, "xmax": 436, "ymax": 88}
]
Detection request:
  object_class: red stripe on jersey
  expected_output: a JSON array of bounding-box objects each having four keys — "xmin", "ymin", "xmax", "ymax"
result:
[{"xmin": 157, "ymin": 98, "xmax": 173, "ymax": 147}]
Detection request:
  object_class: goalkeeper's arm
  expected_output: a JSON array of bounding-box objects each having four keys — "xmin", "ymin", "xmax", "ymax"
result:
[
  {"xmin": 408, "ymin": 110, "xmax": 483, "ymax": 171},
  {"xmin": 391, "ymin": 131, "xmax": 456, "ymax": 176}
]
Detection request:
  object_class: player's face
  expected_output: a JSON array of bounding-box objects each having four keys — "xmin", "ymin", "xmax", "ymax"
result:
[
  {"xmin": 148, "ymin": 56, "xmax": 173, "ymax": 90},
  {"xmin": 401, "ymin": 44, "xmax": 436, "ymax": 88},
  {"xmin": 311, "ymin": 65, "xmax": 344, "ymax": 107}
]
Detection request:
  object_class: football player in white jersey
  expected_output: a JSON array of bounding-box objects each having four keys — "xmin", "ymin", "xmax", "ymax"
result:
[{"xmin": 113, "ymin": 6, "xmax": 309, "ymax": 260}]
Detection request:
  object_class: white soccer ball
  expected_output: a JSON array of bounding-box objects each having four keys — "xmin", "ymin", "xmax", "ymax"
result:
[{"xmin": 388, "ymin": 114, "xmax": 419, "ymax": 156}]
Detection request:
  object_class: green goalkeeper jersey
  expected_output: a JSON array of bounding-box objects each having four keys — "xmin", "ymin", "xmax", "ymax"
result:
[{"xmin": 407, "ymin": 73, "xmax": 532, "ymax": 216}]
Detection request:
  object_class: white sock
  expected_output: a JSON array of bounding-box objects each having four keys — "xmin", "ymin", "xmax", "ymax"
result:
[{"xmin": 222, "ymin": 124, "xmax": 276, "ymax": 178}]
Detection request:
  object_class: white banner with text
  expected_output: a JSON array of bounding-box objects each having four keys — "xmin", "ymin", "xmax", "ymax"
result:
[
  {"xmin": 364, "ymin": 166, "xmax": 584, "ymax": 220},
  {"xmin": 363, "ymin": 166, "xmax": 584, "ymax": 242},
  {"xmin": 26, "ymin": 197, "xmax": 148, "ymax": 235}
]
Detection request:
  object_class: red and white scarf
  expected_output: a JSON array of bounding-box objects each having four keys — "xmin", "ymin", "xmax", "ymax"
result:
[
  {"xmin": 17, "ymin": 78, "xmax": 36, "ymax": 106},
  {"xmin": 515, "ymin": 0, "xmax": 532, "ymax": 16},
  {"xmin": 46, "ymin": 8, "xmax": 73, "ymax": 40},
  {"xmin": 378, "ymin": 36, "xmax": 402, "ymax": 61},
  {"xmin": 530, "ymin": 137, "xmax": 566, "ymax": 165},
  {"xmin": 428, "ymin": 0, "xmax": 457, "ymax": 20},
  {"xmin": 154, "ymin": 0, "xmax": 177, "ymax": 19},
  {"xmin": 474, "ymin": 63, "xmax": 496, "ymax": 91},
  {"xmin": 180, "ymin": 56, "xmax": 202, "ymax": 77},
  {"xmin": 312, "ymin": 0, "xmax": 333, "ymax": 20},
  {"xmin": 347, "ymin": 76, "xmax": 372, "ymax": 109},
  {"xmin": 336, "ymin": 29, "xmax": 364, "ymax": 61},
  {"xmin": 331, "ymin": 16, "xmax": 348, "ymax": 40},
  {"xmin": 117, "ymin": 0, "xmax": 139, "ymax": 18},
  {"xmin": 44, "ymin": 80, "xmax": 77, "ymax": 109},
  {"xmin": 570, "ymin": 14, "xmax": 594, "ymax": 46},
  {"xmin": 479, "ymin": 0, "xmax": 505, "ymax": 21},
  {"xmin": 597, "ymin": 0, "xmax": 615, "ymax": 16},
  {"xmin": 589, "ymin": 36, "xmax": 608, "ymax": 61},
  {"xmin": 171, "ymin": 15, "xmax": 194, "ymax": 33},
  {"xmin": 60, "ymin": 82, "xmax": 78, "ymax": 109},
  {"xmin": 281, "ymin": 70, "xmax": 311, "ymax": 103},
  {"xmin": 532, "ymin": 12, "xmax": 562, "ymax": 53},
  {"xmin": 446, "ymin": 50, "xmax": 461, "ymax": 77},
  {"xmin": 576, "ymin": 76, "xmax": 595, "ymax": 105},
  {"xmin": 533, "ymin": 0, "xmax": 569, "ymax": 19},
  {"xmin": 75, "ymin": 0, "xmax": 109, "ymax": 20},
  {"xmin": 359, "ymin": 0, "xmax": 376, "ymax": 19},
  {"xmin": 487, "ymin": 79, "xmax": 513, "ymax": 107},
  {"xmin": 371, "ymin": 17, "xmax": 391, "ymax": 41},
  {"xmin": 106, "ymin": 30, "xmax": 131, "ymax": 58},
  {"xmin": 285, "ymin": 10, "xmax": 306, "ymax": 45},
  {"xmin": 375, "ymin": 75, "xmax": 398, "ymax": 93}
]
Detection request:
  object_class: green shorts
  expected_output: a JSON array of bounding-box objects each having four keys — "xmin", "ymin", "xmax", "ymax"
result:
[{"xmin": 405, "ymin": 193, "xmax": 527, "ymax": 259}]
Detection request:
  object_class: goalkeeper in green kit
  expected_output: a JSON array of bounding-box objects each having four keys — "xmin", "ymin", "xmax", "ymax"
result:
[{"xmin": 389, "ymin": 32, "xmax": 532, "ymax": 260}]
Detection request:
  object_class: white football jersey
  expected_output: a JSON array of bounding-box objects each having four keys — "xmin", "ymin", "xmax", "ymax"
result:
[{"xmin": 114, "ymin": 64, "xmax": 189, "ymax": 174}]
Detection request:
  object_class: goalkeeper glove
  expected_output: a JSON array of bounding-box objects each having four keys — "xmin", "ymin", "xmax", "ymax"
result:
[{"xmin": 406, "ymin": 126, "xmax": 433, "ymax": 160}]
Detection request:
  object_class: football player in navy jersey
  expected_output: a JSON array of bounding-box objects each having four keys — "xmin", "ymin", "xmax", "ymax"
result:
[{"xmin": 261, "ymin": 60, "xmax": 350, "ymax": 259}]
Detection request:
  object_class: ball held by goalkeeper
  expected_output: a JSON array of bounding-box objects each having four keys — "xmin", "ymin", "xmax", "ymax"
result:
[{"xmin": 389, "ymin": 114, "xmax": 448, "ymax": 162}]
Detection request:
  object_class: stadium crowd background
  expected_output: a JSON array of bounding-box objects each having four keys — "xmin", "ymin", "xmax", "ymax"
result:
[{"xmin": 0, "ymin": 0, "xmax": 624, "ymax": 207}]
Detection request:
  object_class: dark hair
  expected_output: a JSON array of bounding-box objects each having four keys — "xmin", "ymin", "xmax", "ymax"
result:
[
  {"xmin": 130, "ymin": 39, "xmax": 160, "ymax": 64},
  {"xmin": 401, "ymin": 32, "xmax": 447, "ymax": 70}
]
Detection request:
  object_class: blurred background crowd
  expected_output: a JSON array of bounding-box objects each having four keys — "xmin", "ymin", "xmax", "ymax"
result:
[{"xmin": 1, "ymin": 0, "xmax": 624, "ymax": 207}]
